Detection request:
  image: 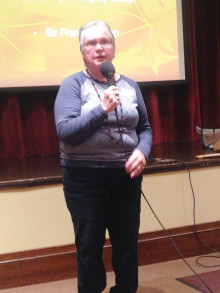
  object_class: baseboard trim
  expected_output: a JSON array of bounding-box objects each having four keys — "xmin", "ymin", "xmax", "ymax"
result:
[{"xmin": 0, "ymin": 221, "xmax": 220, "ymax": 289}]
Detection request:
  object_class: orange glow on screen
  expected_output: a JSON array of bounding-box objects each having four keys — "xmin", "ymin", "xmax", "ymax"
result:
[{"xmin": 0, "ymin": 0, "xmax": 185, "ymax": 89}]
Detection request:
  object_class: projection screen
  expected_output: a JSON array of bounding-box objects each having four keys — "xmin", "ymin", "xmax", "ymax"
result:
[{"xmin": 0, "ymin": 0, "xmax": 186, "ymax": 90}]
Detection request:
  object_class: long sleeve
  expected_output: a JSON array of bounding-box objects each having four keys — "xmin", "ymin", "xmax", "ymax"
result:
[
  {"xmin": 135, "ymin": 85, "xmax": 153, "ymax": 159},
  {"xmin": 54, "ymin": 73, "xmax": 108, "ymax": 145}
]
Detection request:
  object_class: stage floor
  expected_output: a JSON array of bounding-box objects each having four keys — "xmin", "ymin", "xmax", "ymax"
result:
[{"xmin": 1, "ymin": 140, "xmax": 220, "ymax": 188}]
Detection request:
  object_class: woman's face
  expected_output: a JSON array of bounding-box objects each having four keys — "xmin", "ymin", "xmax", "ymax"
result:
[{"xmin": 82, "ymin": 26, "xmax": 115, "ymax": 74}]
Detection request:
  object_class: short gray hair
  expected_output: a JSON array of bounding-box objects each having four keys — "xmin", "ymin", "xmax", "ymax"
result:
[{"xmin": 79, "ymin": 20, "xmax": 115, "ymax": 53}]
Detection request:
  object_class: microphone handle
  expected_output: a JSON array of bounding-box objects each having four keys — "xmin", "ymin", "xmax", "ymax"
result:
[
  {"xmin": 106, "ymin": 76, "xmax": 118, "ymax": 119},
  {"xmin": 107, "ymin": 77, "xmax": 115, "ymax": 86}
]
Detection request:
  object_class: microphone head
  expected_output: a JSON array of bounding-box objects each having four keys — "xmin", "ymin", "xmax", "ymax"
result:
[{"xmin": 100, "ymin": 61, "xmax": 115, "ymax": 79}]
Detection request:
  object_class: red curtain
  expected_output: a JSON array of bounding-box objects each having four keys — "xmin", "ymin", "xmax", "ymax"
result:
[
  {"xmin": 192, "ymin": 0, "xmax": 220, "ymax": 129},
  {"xmin": 0, "ymin": 93, "xmax": 59, "ymax": 158},
  {"xmin": 145, "ymin": 0, "xmax": 219, "ymax": 144},
  {"xmin": 0, "ymin": 0, "xmax": 219, "ymax": 158}
]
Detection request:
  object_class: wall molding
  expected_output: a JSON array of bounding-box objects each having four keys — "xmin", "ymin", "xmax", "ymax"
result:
[{"xmin": 0, "ymin": 221, "xmax": 220, "ymax": 289}]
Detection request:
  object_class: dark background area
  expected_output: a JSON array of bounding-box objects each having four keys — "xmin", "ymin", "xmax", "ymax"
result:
[{"xmin": 0, "ymin": 0, "xmax": 219, "ymax": 159}]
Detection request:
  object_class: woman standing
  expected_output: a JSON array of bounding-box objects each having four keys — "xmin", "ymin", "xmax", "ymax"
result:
[{"xmin": 54, "ymin": 20, "xmax": 152, "ymax": 293}]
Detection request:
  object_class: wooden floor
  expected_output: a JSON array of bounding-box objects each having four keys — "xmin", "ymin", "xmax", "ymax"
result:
[{"xmin": 1, "ymin": 140, "xmax": 220, "ymax": 188}]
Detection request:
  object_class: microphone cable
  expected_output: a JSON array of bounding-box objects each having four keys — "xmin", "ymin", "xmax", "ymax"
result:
[
  {"xmin": 135, "ymin": 176, "xmax": 216, "ymax": 293},
  {"xmin": 114, "ymin": 113, "xmax": 216, "ymax": 293},
  {"xmin": 171, "ymin": 159, "xmax": 220, "ymax": 268}
]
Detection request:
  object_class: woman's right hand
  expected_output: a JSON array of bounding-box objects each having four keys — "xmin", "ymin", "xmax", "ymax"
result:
[{"xmin": 101, "ymin": 86, "xmax": 120, "ymax": 114}]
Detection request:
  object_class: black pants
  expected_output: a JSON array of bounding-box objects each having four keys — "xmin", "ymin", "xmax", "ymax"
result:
[{"xmin": 63, "ymin": 166, "xmax": 142, "ymax": 293}]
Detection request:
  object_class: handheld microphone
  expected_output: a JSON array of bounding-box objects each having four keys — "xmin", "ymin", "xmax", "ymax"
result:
[
  {"xmin": 100, "ymin": 61, "xmax": 115, "ymax": 86},
  {"xmin": 100, "ymin": 61, "xmax": 119, "ymax": 120}
]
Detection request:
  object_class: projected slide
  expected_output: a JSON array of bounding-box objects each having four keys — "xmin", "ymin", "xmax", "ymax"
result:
[{"xmin": 0, "ymin": 0, "xmax": 185, "ymax": 89}]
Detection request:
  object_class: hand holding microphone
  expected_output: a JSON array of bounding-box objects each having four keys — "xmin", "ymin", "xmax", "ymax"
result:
[
  {"xmin": 100, "ymin": 61, "xmax": 120, "ymax": 114},
  {"xmin": 101, "ymin": 86, "xmax": 120, "ymax": 114}
]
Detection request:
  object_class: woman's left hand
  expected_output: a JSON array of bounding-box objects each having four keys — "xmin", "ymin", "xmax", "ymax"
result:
[{"xmin": 125, "ymin": 149, "xmax": 146, "ymax": 178}]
